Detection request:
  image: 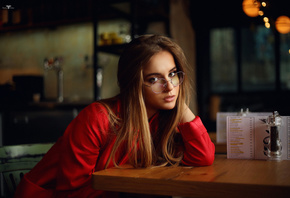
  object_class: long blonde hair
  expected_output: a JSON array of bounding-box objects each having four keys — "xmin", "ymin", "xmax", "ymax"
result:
[{"xmin": 101, "ymin": 35, "xmax": 192, "ymax": 168}]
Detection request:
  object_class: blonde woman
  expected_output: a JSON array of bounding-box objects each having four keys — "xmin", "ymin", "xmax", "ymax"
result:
[{"xmin": 14, "ymin": 35, "xmax": 215, "ymax": 198}]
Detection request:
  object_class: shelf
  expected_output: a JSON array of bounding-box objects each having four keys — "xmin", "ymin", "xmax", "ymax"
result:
[
  {"xmin": 0, "ymin": 0, "xmax": 93, "ymax": 33},
  {"xmin": 0, "ymin": 17, "xmax": 93, "ymax": 33},
  {"xmin": 97, "ymin": 44, "xmax": 128, "ymax": 55}
]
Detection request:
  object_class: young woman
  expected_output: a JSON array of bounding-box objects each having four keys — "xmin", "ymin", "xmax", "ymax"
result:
[{"xmin": 14, "ymin": 35, "xmax": 215, "ymax": 198}]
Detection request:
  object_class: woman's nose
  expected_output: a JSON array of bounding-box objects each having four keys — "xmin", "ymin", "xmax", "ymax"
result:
[{"xmin": 164, "ymin": 79, "xmax": 174, "ymax": 92}]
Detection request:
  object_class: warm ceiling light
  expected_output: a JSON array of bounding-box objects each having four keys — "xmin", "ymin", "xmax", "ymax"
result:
[
  {"xmin": 258, "ymin": 10, "xmax": 264, "ymax": 16},
  {"xmin": 263, "ymin": 17, "xmax": 269, "ymax": 23},
  {"xmin": 265, "ymin": 22, "xmax": 270, "ymax": 28},
  {"xmin": 261, "ymin": 2, "xmax": 267, "ymax": 7},
  {"xmin": 275, "ymin": 16, "xmax": 290, "ymax": 34},
  {"xmin": 242, "ymin": 0, "xmax": 260, "ymax": 17}
]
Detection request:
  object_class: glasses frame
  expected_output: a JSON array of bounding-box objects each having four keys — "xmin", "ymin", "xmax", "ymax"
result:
[{"xmin": 143, "ymin": 71, "xmax": 185, "ymax": 94}]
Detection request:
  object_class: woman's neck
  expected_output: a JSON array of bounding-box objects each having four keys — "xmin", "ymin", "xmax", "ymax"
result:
[{"xmin": 147, "ymin": 109, "xmax": 159, "ymax": 120}]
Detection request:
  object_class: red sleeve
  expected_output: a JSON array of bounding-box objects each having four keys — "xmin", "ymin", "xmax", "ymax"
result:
[
  {"xmin": 178, "ymin": 116, "xmax": 215, "ymax": 166},
  {"xmin": 56, "ymin": 102, "xmax": 110, "ymax": 190},
  {"xmin": 14, "ymin": 102, "xmax": 111, "ymax": 198}
]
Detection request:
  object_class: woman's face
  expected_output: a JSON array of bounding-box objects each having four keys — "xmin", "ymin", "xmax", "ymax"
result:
[{"xmin": 142, "ymin": 50, "xmax": 180, "ymax": 118}]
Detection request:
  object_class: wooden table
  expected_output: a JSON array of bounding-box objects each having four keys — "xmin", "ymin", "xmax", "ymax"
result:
[{"xmin": 92, "ymin": 155, "xmax": 290, "ymax": 198}]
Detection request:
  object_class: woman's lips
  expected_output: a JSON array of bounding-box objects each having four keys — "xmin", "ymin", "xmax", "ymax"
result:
[{"xmin": 164, "ymin": 95, "xmax": 175, "ymax": 102}]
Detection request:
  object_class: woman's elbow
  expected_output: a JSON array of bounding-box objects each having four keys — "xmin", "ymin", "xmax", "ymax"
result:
[
  {"xmin": 182, "ymin": 144, "xmax": 215, "ymax": 166},
  {"xmin": 201, "ymin": 152, "xmax": 215, "ymax": 166}
]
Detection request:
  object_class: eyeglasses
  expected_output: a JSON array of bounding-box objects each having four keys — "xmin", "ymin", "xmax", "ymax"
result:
[{"xmin": 144, "ymin": 71, "xmax": 185, "ymax": 94}]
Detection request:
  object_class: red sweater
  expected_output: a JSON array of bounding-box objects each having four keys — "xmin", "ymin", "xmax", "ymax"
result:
[{"xmin": 14, "ymin": 101, "xmax": 215, "ymax": 198}]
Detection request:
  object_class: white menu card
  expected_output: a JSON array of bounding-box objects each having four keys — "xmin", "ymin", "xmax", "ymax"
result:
[{"xmin": 226, "ymin": 116, "xmax": 290, "ymax": 160}]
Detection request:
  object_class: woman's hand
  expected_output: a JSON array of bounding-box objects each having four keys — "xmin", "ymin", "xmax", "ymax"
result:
[{"xmin": 180, "ymin": 104, "xmax": 196, "ymax": 123}]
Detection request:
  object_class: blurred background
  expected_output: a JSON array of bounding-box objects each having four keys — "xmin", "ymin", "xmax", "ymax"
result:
[{"xmin": 0, "ymin": 0, "xmax": 289, "ymax": 145}]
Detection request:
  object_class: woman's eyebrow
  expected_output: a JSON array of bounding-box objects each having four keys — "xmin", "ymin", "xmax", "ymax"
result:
[
  {"xmin": 145, "ymin": 72, "xmax": 161, "ymax": 78},
  {"xmin": 169, "ymin": 67, "xmax": 177, "ymax": 72},
  {"xmin": 145, "ymin": 67, "xmax": 177, "ymax": 78}
]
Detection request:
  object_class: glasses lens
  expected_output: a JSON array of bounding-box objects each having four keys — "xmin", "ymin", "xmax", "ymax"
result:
[
  {"xmin": 172, "ymin": 72, "xmax": 184, "ymax": 86},
  {"xmin": 152, "ymin": 79, "xmax": 166, "ymax": 93},
  {"xmin": 171, "ymin": 74, "xmax": 180, "ymax": 86}
]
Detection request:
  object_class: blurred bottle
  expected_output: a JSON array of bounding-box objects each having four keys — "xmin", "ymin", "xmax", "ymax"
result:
[
  {"xmin": 266, "ymin": 111, "xmax": 282, "ymax": 161},
  {"xmin": 119, "ymin": 23, "xmax": 131, "ymax": 43}
]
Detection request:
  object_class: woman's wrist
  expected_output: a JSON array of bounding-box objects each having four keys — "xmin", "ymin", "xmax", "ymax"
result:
[{"xmin": 180, "ymin": 105, "xmax": 195, "ymax": 123}]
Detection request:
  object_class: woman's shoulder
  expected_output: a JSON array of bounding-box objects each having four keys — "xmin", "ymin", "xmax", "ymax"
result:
[
  {"xmin": 80, "ymin": 97, "xmax": 120, "ymax": 118},
  {"xmin": 68, "ymin": 98, "xmax": 120, "ymax": 137},
  {"xmin": 86, "ymin": 101, "xmax": 109, "ymax": 112}
]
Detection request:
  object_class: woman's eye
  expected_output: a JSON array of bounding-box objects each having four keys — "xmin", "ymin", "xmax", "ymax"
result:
[
  {"xmin": 169, "ymin": 72, "xmax": 176, "ymax": 78},
  {"xmin": 148, "ymin": 77, "xmax": 158, "ymax": 84}
]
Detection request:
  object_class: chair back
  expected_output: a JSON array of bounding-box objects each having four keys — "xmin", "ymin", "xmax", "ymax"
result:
[{"xmin": 0, "ymin": 143, "xmax": 54, "ymax": 198}]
